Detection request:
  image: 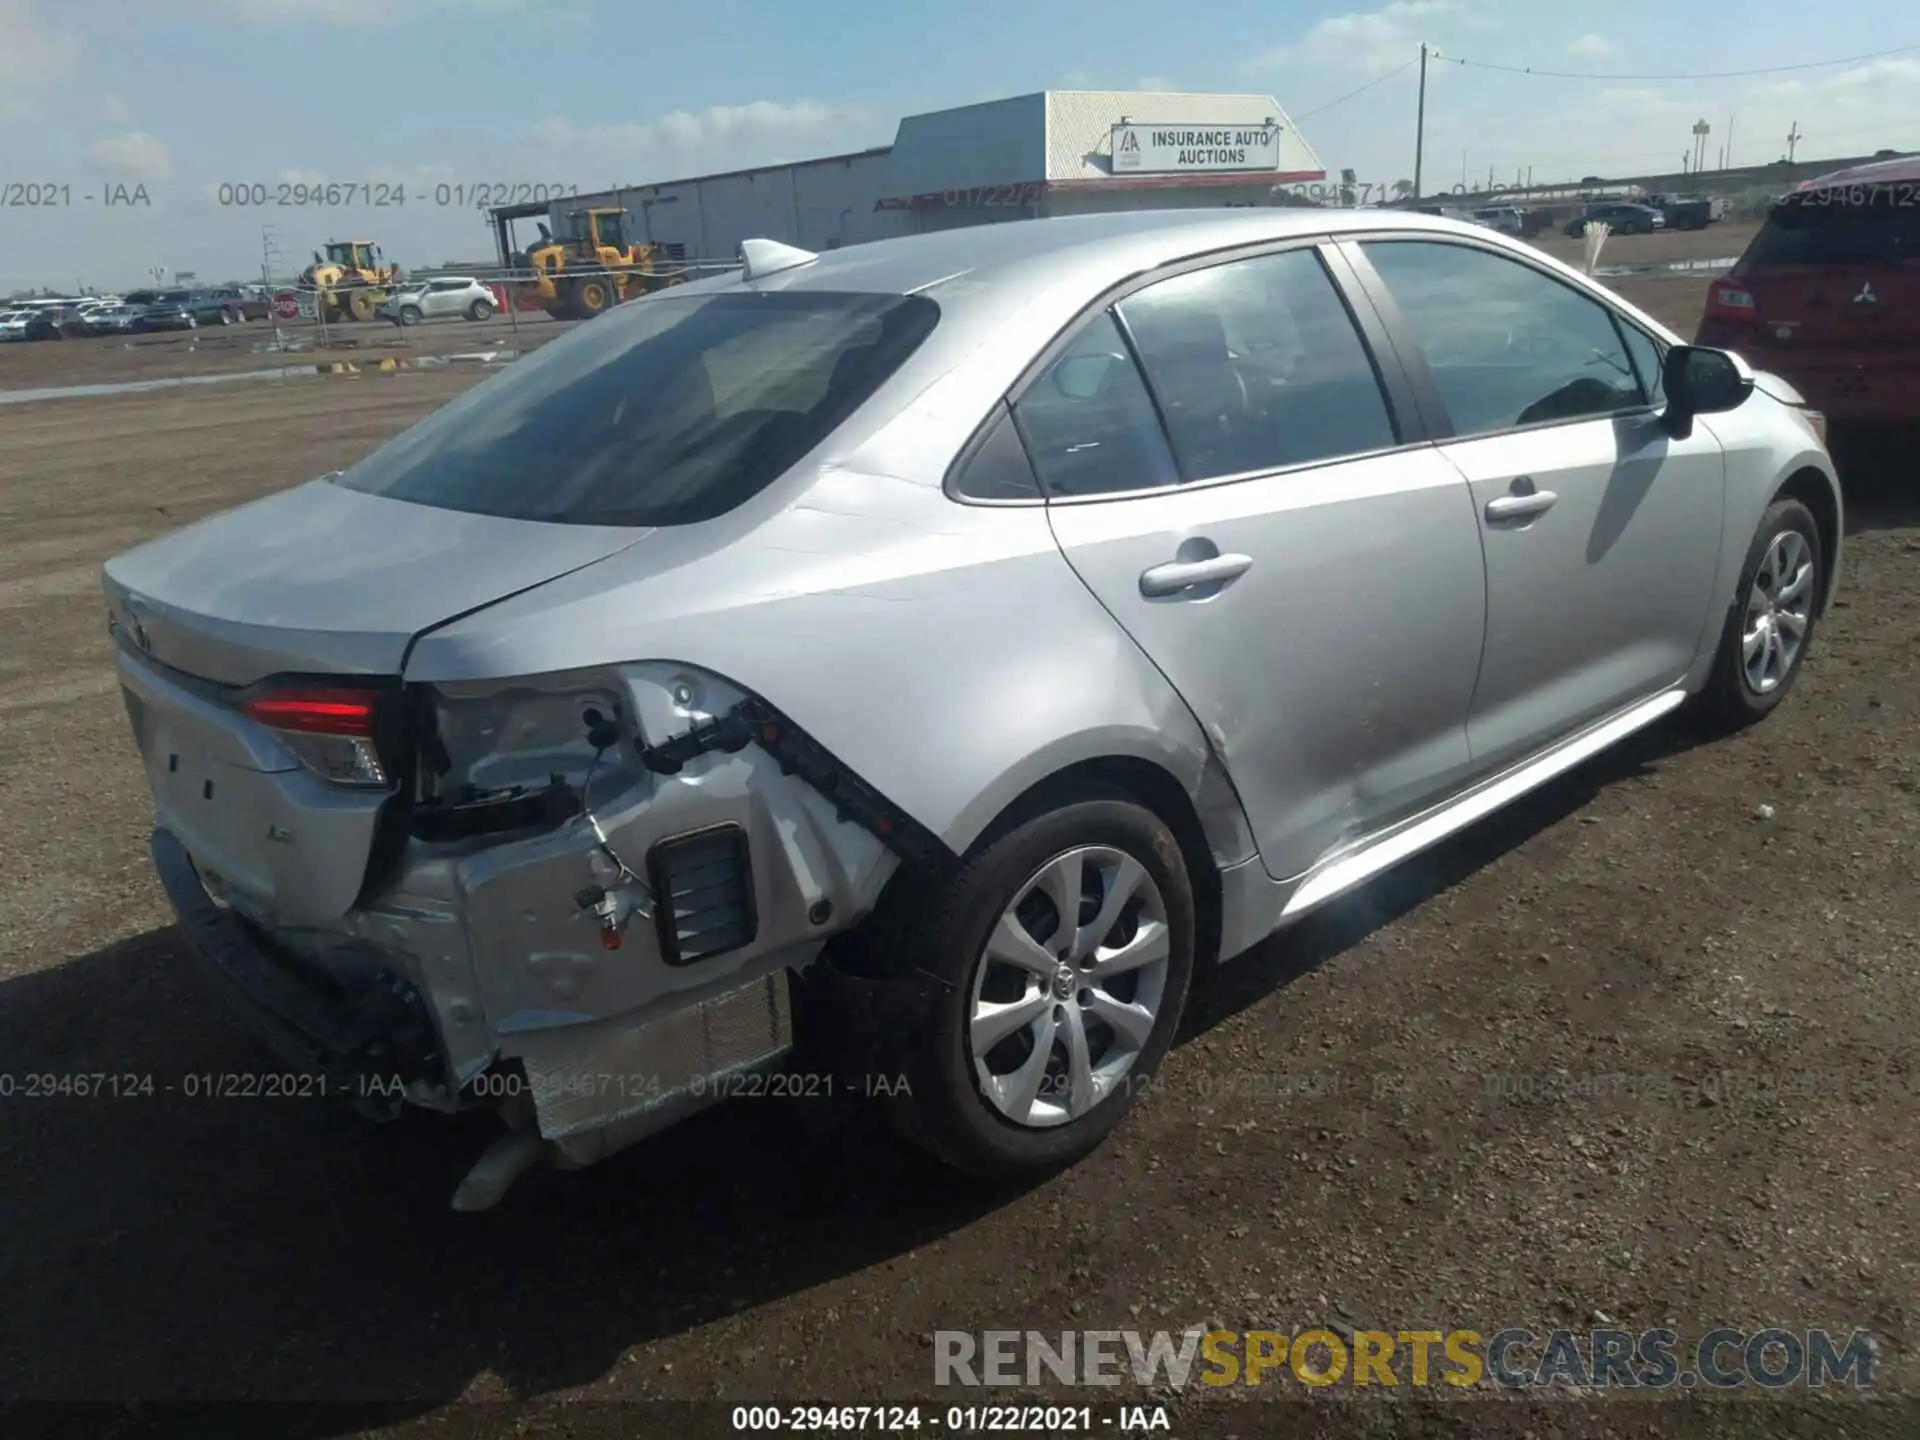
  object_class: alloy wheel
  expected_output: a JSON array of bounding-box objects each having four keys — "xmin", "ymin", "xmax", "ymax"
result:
[
  {"xmin": 1742, "ymin": 528, "xmax": 1814, "ymax": 694},
  {"xmin": 968, "ymin": 845, "xmax": 1171, "ymax": 1128}
]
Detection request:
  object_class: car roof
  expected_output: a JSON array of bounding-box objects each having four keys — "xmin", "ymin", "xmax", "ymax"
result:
[
  {"xmin": 675, "ymin": 207, "xmax": 1507, "ymax": 316},
  {"xmin": 1795, "ymin": 152, "xmax": 1920, "ymax": 189}
]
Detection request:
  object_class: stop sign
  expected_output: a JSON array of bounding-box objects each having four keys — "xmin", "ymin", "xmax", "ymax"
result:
[{"xmin": 271, "ymin": 290, "xmax": 301, "ymax": 321}]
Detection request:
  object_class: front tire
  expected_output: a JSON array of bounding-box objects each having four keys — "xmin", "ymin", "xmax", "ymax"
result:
[
  {"xmin": 398, "ymin": 305, "xmax": 423, "ymax": 326},
  {"xmin": 879, "ymin": 789, "xmax": 1195, "ymax": 1176},
  {"xmin": 1693, "ymin": 496, "xmax": 1823, "ymax": 731}
]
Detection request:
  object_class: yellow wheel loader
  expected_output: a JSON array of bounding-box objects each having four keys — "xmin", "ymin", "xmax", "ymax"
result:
[
  {"xmin": 492, "ymin": 205, "xmax": 686, "ymax": 320},
  {"xmin": 299, "ymin": 239, "xmax": 402, "ymax": 323}
]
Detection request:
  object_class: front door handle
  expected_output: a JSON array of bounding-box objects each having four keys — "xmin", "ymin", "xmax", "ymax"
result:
[
  {"xmin": 1485, "ymin": 490, "xmax": 1559, "ymax": 522},
  {"xmin": 1139, "ymin": 553, "xmax": 1254, "ymax": 597}
]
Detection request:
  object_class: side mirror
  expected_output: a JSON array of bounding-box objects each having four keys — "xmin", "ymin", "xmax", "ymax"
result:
[{"xmin": 1662, "ymin": 344, "xmax": 1753, "ymax": 437}]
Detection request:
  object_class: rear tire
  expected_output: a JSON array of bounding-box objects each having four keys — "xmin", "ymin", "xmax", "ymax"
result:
[
  {"xmin": 1692, "ymin": 496, "xmax": 1823, "ymax": 732},
  {"xmin": 466, "ymin": 298, "xmax": 494, "ymax": 321},
  {"xmin": 873, "ymin": 787, "xmax": 1195, "ymax": 1177}
]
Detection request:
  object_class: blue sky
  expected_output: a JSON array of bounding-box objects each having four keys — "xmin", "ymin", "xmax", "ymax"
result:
[{"xmin": 1, "ymin": 0, "xmax": 1914, "ymax": 290}]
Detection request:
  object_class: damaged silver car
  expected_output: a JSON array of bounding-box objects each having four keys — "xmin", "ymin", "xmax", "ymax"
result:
[{"xmin": 106, "ymin": 211, "xmax": 1841, "ymax": 1208}]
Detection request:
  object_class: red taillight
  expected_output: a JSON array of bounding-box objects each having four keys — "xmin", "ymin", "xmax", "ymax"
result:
[
  {"xmin": 1706, "ymin": 278, "xmax": 1756, "ymax": 320},
  {"xmin": 243, "ymin": 688, "xmax": 378, "ymax": 736}
]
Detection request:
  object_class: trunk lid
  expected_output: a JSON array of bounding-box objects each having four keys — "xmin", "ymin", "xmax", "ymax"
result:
[
  {"xmin": 106, "ymin": 479, "xmax": 650, "ymax": 924},
  {"xmin": 104, "ymin": 478, "xmax": 652, "ymax": 685}
]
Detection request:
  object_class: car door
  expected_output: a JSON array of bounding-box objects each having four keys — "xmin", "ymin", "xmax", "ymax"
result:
[
  {"xmin": 1345, "ymin": 237, "xmax": 1726, "ymax": 771},
  {"xmin": 1029, "ymin": 243, "xmax": 1489, "ymax": 882}
]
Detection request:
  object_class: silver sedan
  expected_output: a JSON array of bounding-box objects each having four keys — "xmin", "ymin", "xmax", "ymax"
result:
[{"xmin": 104, "ymin": 209, "xmax": 1842, "ymax": 1207}]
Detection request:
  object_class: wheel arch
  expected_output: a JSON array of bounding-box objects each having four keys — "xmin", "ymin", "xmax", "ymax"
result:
[
  {"xmin": 1015, "ymin": 756, "xmax": 1226, "ymax": 969},
  {"xmin": 1777, "ymin": 464, "xmax": 1842, "ymax": 616},
  {"xmin": 924, "ymin": 750, "xmax": 1241, "ymax": 971}
]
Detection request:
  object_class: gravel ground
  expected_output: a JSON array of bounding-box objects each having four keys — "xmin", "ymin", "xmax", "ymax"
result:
[
  {"xmin": 0, "ymin": 313, "xmax": 573, "ymax": 389},
  {"xmin": 0, "ymin": 266, "xmax": 1913, "ymax": 1440}
]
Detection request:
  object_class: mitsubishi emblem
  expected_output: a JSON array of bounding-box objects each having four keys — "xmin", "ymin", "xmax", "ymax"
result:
[{"xmin": 1853, "ymin": 281, "xmax": 1878, "ymax": 304}]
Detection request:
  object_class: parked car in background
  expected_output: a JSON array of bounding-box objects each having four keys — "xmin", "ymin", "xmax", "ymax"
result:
[
  {"xmin": 1565, "ymin": 203, "xmax": 1665, "ymax": 237},
  {"xmin": 104, "ymin": 210, "xmax": 1842, "ymax": 1209},
  {"xmin": 187, "ymin": 286, "xmax": 267, "ymax": 326},
  {"xmin": 132, "ymin": 291, "xmax": 198, "ymax": 332},
  {"xmin": 1695, "ymin": 154, "xmax": 1920, "ymax": 429},
  {"xmin": 1646, "ymin": 194, "xmax": 1714, "ymax": 231},
  {"xmin": 380, "ymin": 276, "xmax": 498, "ymax": 325},
  {"xmin": 82, "ymin": 303, "xmax": 143, "ymax": 336},
  {"xmin": 0, "ymin": 307, "xmax": 65, "ymax": 341},
  {"xmin": 1472, "ymin": 206, "xmax": 1525, "ymax": 236}
]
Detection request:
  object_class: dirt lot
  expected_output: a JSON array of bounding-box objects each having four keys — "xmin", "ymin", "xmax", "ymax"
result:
[
  {"xmin": 0, "ymin": 269, "xmax": 1915, "ymax": 1439},
  {"xmin": 0, "ymin": 312, "xmax": 573, "ymax": 390},
  {"xmin": 1528, "ymin": 219, "xmax": 1756, "ymax": 272}
]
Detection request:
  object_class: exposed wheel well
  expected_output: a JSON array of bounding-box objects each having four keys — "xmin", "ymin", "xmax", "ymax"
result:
[
  {"xmin": 964, "ymin": 757, "xmax": 1226, "ymax": 969},
  {"xmin": 1778, "ymin": 466, "xmax": 1839, "ymax": 615}
]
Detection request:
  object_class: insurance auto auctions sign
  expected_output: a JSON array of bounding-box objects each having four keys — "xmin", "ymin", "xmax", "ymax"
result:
[{"xmin": 1111, "ymin": 123, "xmax": 1283, "ymax": 174}]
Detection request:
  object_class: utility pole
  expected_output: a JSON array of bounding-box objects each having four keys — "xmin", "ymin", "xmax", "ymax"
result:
[
  {"xmin": 1727, "ymin": 114, "xmax": 1736, "ymax": 169},
  {"xmin": 1786, "ymin": 120, "xmax": 1801, "ymax": 162},
  {"xmin": 1412, "ymin": 42, "xmax": 1428, "ymax": 199}
]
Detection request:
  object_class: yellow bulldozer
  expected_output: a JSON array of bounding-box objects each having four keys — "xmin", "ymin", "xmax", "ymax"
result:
[
  {"xmin": 299, "ymin": 239, "xmax": 402, "ymax": 323},
  {"xmin": 493, "ymin": 204, "xmax": 686, "ymax": 320}
]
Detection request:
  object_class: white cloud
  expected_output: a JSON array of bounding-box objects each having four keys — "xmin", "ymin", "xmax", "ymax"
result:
[
  {"xmin": 1567, "ymin": 34, "xmax": 1619, "ymax": 60},
  {"xmin": 101, "ymin": 96, "xmax": 134, "ymax": 124},
  {"xmin": 529, "ymin": 99, "xmax": 879, "ymax": 179},
  {"xmin": 0, "ymin": 0, "xmax": 80, "ymax": 114},
  {"xmin": 1252, "ymin": 0, "xmax": 1476, "ymax": 76},
  {"xmin": 1136, "ymin": 76, "xmax": 1177, "ymax": 93},
  {"xmin": 1472, "ymin": 58, "xmax": 1920, "ymax": 184},
  {"xmin": 89, "ymin": 132, "xmax": 173, "ymax": 181},
  {"xmin": 279, "ymin": 167, "xmax": 328, "ymax": 185}
]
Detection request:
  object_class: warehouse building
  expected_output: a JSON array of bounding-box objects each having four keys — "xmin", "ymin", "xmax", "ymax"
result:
[{"xmin": 506, "ymin": 90, "xmax": 1324, "ymax": 263}]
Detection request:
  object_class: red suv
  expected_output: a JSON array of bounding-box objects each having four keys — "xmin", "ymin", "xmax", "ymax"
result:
[{"xmin": 1695, "ymin": 154, "xmax": 1919, "ymax": 427}]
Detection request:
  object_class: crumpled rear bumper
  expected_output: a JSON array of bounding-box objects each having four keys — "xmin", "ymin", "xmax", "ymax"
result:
[{"xmin": 151, "ymin": 826, "xmax": 447, "ymax": 1117}]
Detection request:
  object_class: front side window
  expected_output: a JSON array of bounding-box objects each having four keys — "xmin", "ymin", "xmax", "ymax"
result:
[
  {"xmin": 1117, "ymin": 247, "xmax": 1397, "ymax": 479},
  {"xmin": 1360, "ymin": 240, "xmax": 1646, "ymax": 436},
  {"xmin": 1616, "ymin": 322, "xmax": 1666, "ymax": 407},
  {"xmin": 1012, "ymin": 313, "xmax": 1178, "ymax": 499},
  {"xmin": 332, "ymin": 290, "xmax": 938, "ymax": 526}
]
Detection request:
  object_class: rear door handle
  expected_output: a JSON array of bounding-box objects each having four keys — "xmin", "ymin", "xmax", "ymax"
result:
[
  {"xmin": 1138, "ymin": 553, "xmax": 1254, "ymax": 597},
  {"xmin": 1485, "ymin": 490, "xmax": 1559, "ymax": 522}
]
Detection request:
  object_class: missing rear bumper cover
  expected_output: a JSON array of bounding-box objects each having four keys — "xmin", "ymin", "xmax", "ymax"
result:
[
  {"xmin": 647, "ymin": 823, "xmax": 758, "ymax": 966},
  {"xmin": 634, "ymin": 696, "xmax": 952, "ymax": 871}
]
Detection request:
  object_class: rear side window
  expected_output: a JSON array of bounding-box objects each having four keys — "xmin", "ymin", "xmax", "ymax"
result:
[
  {"xmin": 1748, "ymin": 196, "xmax": 1920, "ymax": 266},
  {"xmin": 1012, "ymin": 314, "xmax": 1178, "ymax": 498},
  {"xmin": 1117, "ymin": 248, "xmax": 1398, "ymax": 479},
  {"xmin": 332, "ymin": 290, "xmax": 938, "ymax": 526}
]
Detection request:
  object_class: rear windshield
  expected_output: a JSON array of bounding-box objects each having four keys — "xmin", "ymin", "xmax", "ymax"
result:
[
  {"xmin": 332, "ymin": 289, "xmax": 939, "ymax": 527},
  {"xmin": 1749, "ymin": 195, "xmax": 1920, "ymax": 267}
]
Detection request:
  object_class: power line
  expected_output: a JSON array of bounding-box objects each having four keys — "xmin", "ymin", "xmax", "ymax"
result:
[
  {"xmin": 1294, "ymin": 59, "xmax": 1416, "ymax": 121},
  {"xmin": 1438, "ymin": 42, "xmax": 1920, "ymax": 82}
]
